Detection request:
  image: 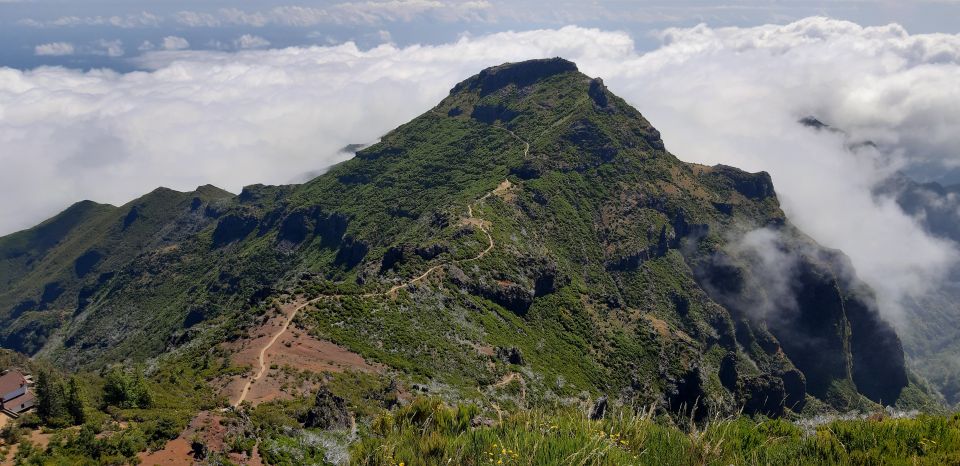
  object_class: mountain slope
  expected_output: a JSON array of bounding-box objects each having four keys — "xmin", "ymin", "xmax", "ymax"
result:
[
  {"xmin": 0, "ymin": 58, "xmax": 933, "ymax": 416},
  {"xmin": 0, "ymin": 185, "xmax": 233, "ymax": 356},
  {"xmin": 801, "ymin": 117, "xmax": 959, "ymax": 406},
  {"xmin": 876, "ymin": 174, "xmax": 960, "ymax": 405}
]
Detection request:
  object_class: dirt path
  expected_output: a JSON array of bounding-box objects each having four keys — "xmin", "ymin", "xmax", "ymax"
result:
[
  {"xmin": 492, "ymin": 372, "xmax": 522, "ymax": 388},
  {"xmin": 502, "ymin": 127, "xmax": 531, "ymax": 158},
  {"xmin": 462, "ymin": 202, "xmax": 495, "ymax": 263},
  {"xmin": 491, "ymin": 372, "xmax": 527, "ymax": 404},
  {"xmin": 1, "ymin": 427, "xmax": 57, "ymax": 466},
  {"xmin": 232, "ymin": 298, "xmax": 318, "ymax": 406},
  {"xmin": 230, "ymin": 126, "xmax": 537, "ymax": 407},
  {"xmin": 232, "ymin": 181, "xmax": 513, "ymax": 407},
  {"xmin": 386, "ymin": 264, "xmax": 447, "ymax": 295},
  {"xmin": 139, "ymin": 411, "xmax": 262, "ymax": 466}
]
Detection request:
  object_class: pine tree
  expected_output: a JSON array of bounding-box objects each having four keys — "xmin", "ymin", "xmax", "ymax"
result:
[
  {"xmin": 35, "ymin": 370, "xmax": 52, "ymax": 420},
  {"xmin": 65, "ymin": 376, "xmax": 87, "ymax": 425},
  {"xmin": 35, "ymin": 370, "xmax": 68, "ymax": 426}
]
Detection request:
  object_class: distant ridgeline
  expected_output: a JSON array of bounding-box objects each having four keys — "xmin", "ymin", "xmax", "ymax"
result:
[{"xmin": 0, "ymin": 57, "xmax": 940, "ymax": 417}]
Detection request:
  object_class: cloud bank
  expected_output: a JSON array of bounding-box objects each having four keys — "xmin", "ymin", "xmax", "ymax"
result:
[
  {"xmin": 2, "ymin": 18, "xmax": 959, "ymax": 325},
  {"xmin": 19, "ymin": 12, "xmax": 163, "ymax": 29},
  {"xmin": 18, "ymin": 1, "xmax": 493, "ymax": 29},
  {"xmin": 34, "ymin": 42, "xmax": 75, "ymax": 56},
  {"xmin": 173, "ymin": 1, "xmax": 493, "ymax": 27}
]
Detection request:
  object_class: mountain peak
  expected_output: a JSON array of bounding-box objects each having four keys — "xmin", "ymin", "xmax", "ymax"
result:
[
  {"xmin": 0, "ymin": 59, "xmax": 930, "ymax": 433},
  {"xmin": 435, "ymin": 57, "xmax": 666, "ymax": 170},
  {"xmin": 451, "ymin": 57, "xmax": 579, "ymax": 96}
]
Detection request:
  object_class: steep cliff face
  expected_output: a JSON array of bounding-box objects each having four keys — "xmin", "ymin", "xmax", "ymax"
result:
[
  {"xmin": 0, "ymin": 58, "xmax": 929, "ymax": 414},
  {"xmin": 693, "ymin": 231, "xmax": 909, "ymax": 410}
]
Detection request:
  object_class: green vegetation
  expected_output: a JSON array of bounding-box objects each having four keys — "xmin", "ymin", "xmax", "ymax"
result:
[
  {"xmin": 0, "ymin": 344, "xmax": 225, "ymax": 464},
  {"xmin": 353, "ymin": 399, "xmax": 960, "ymax": 466},
  {"xmin": 34, "ymin": 371, "xmax": 87, "ymax": 427},
  {"xmin": 103, "ymin": 366, "xmax": 152, "ymax": 409},
  {"xmin": 1, "ymin": 351, "xmax": 957, "ymax": 465}
]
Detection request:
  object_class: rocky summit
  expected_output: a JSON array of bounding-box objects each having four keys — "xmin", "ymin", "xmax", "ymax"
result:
[{"xmin": 0, "ymin": 58, "xmax": 947, "ymax": 465}]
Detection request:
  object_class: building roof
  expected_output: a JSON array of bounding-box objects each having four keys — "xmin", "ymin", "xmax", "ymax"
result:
[
  {"xmin": 4, "ymin": 390, "xmax": 35, "ymax": 413},
  {"xmin": 0, "ymin": 371, "xmax": 27, "ymax": 400}
]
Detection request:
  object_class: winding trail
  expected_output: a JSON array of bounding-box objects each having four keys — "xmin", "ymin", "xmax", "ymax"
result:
[
  {"xmin": 232, "ymin": 203, "xmax": 495, "ymax": 406},
  {"xmin": 231, "ymin": 296, "xmax": 329, "ymax": 406},
  {"xmin": 499, "ymin": 126, "xmax": 531, "ymax": 159},
  {"xmin": 232, "ymin": 126, "xmax": 533, "ymax": 407},
  {"xmin": 232, "ymin": 198, "xmax": 495, "ymax": 406}
]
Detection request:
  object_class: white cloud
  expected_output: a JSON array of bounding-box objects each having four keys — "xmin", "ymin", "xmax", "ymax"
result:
[
  {"xmin": 173, "ymin": 11, "xmax": 220, "ymax": 28},
  {"xmin": 331, "ymin": 0, "xmax": 492, "ymax": 23},
  {"xmin": 16, "ymin": 18, "xmax": 43, "ymax": 27},
  {"xmin": 2, "ymin": 19, "xmax": 959, "ymax": 329},
  {"xmin": 34, "ymin": 42, "xmax": 75, "ymax": 56},
  {"xmin": 13, "ymin": 1, "xmax": 960, "ymax": 32},
  {"xmin": 233, "ymin": 34, "xmax": 270, "ymax": 49},
  {"xmin": 22, "ymin": 11, "xmax": 162, "ymax": 28},
  {"xmin": 161, "ymin": 36, "xmax": 190, "ymax": 51},
  {"xmin": 35, "ymin": 40, "xmax": 129, "ymax": 57},
  {"xmin": 93, "ymin": 39, "xmax": 124, "ymax": 57},
  {"xmin": 726, "ymin": 228, "xmax": 803, "ymax": 320},
  {"xmin": 20, "ymin": 1, "xmax": 490, "ymax": 29},
  {"xmin": 173, "ymin": 1, "xmax": 492, "ymax": 27}
]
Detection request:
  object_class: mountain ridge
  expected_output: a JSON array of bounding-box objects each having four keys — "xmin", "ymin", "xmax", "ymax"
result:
[{"xmin": 0, "ymin": 58, "xmax": 938, "ymax": 419}]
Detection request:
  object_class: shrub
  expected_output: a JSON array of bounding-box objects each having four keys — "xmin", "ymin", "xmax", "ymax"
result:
[
  {"xmin": 16, "ymin": 412, "xmax": 42, "ymax": 429},
  {"xmin": 0, "ymin": 422, "xmax": 21, "ymax": 445},
  {"xmin": 143, "ymin": 414, "xmax": 181, "ymax": 449},
  {"xmin": 103, "ymin": 366, "xmax": 152, "ymax": 409}
]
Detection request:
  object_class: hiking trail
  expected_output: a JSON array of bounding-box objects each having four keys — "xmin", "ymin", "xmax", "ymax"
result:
[{"xmin": 232, "ymin": 127, "xmax": 533, "ymax": 407}]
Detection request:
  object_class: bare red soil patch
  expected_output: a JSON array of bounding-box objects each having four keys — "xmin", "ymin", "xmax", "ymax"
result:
[
  {"xmin": 218, "ymin": 301, "xmax": 380, "ymax": 407},
  {"xmin": 139, "ymin": 411, "xmax": 262, "ymax": 466}
]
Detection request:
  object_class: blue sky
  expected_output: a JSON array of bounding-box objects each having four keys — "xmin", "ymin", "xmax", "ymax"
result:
[{"xmin": 3, "ymin": 1, "xmax": 960, "ymax": 70}]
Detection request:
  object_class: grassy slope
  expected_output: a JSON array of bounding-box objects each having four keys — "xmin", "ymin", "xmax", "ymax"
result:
[{"xmin": 351, "ymin": 399, "xmax": 960, "ymax": 466}]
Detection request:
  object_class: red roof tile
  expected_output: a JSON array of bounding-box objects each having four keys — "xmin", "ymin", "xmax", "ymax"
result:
[{"xmin": 0, "ymin": 371, "xmax": 27, "ymax": 399}]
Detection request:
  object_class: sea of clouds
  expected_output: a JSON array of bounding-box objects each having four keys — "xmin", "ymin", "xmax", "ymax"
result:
[{"xmin": 1, "ymin": 17, "xmax": 958, "ymax": 324}]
